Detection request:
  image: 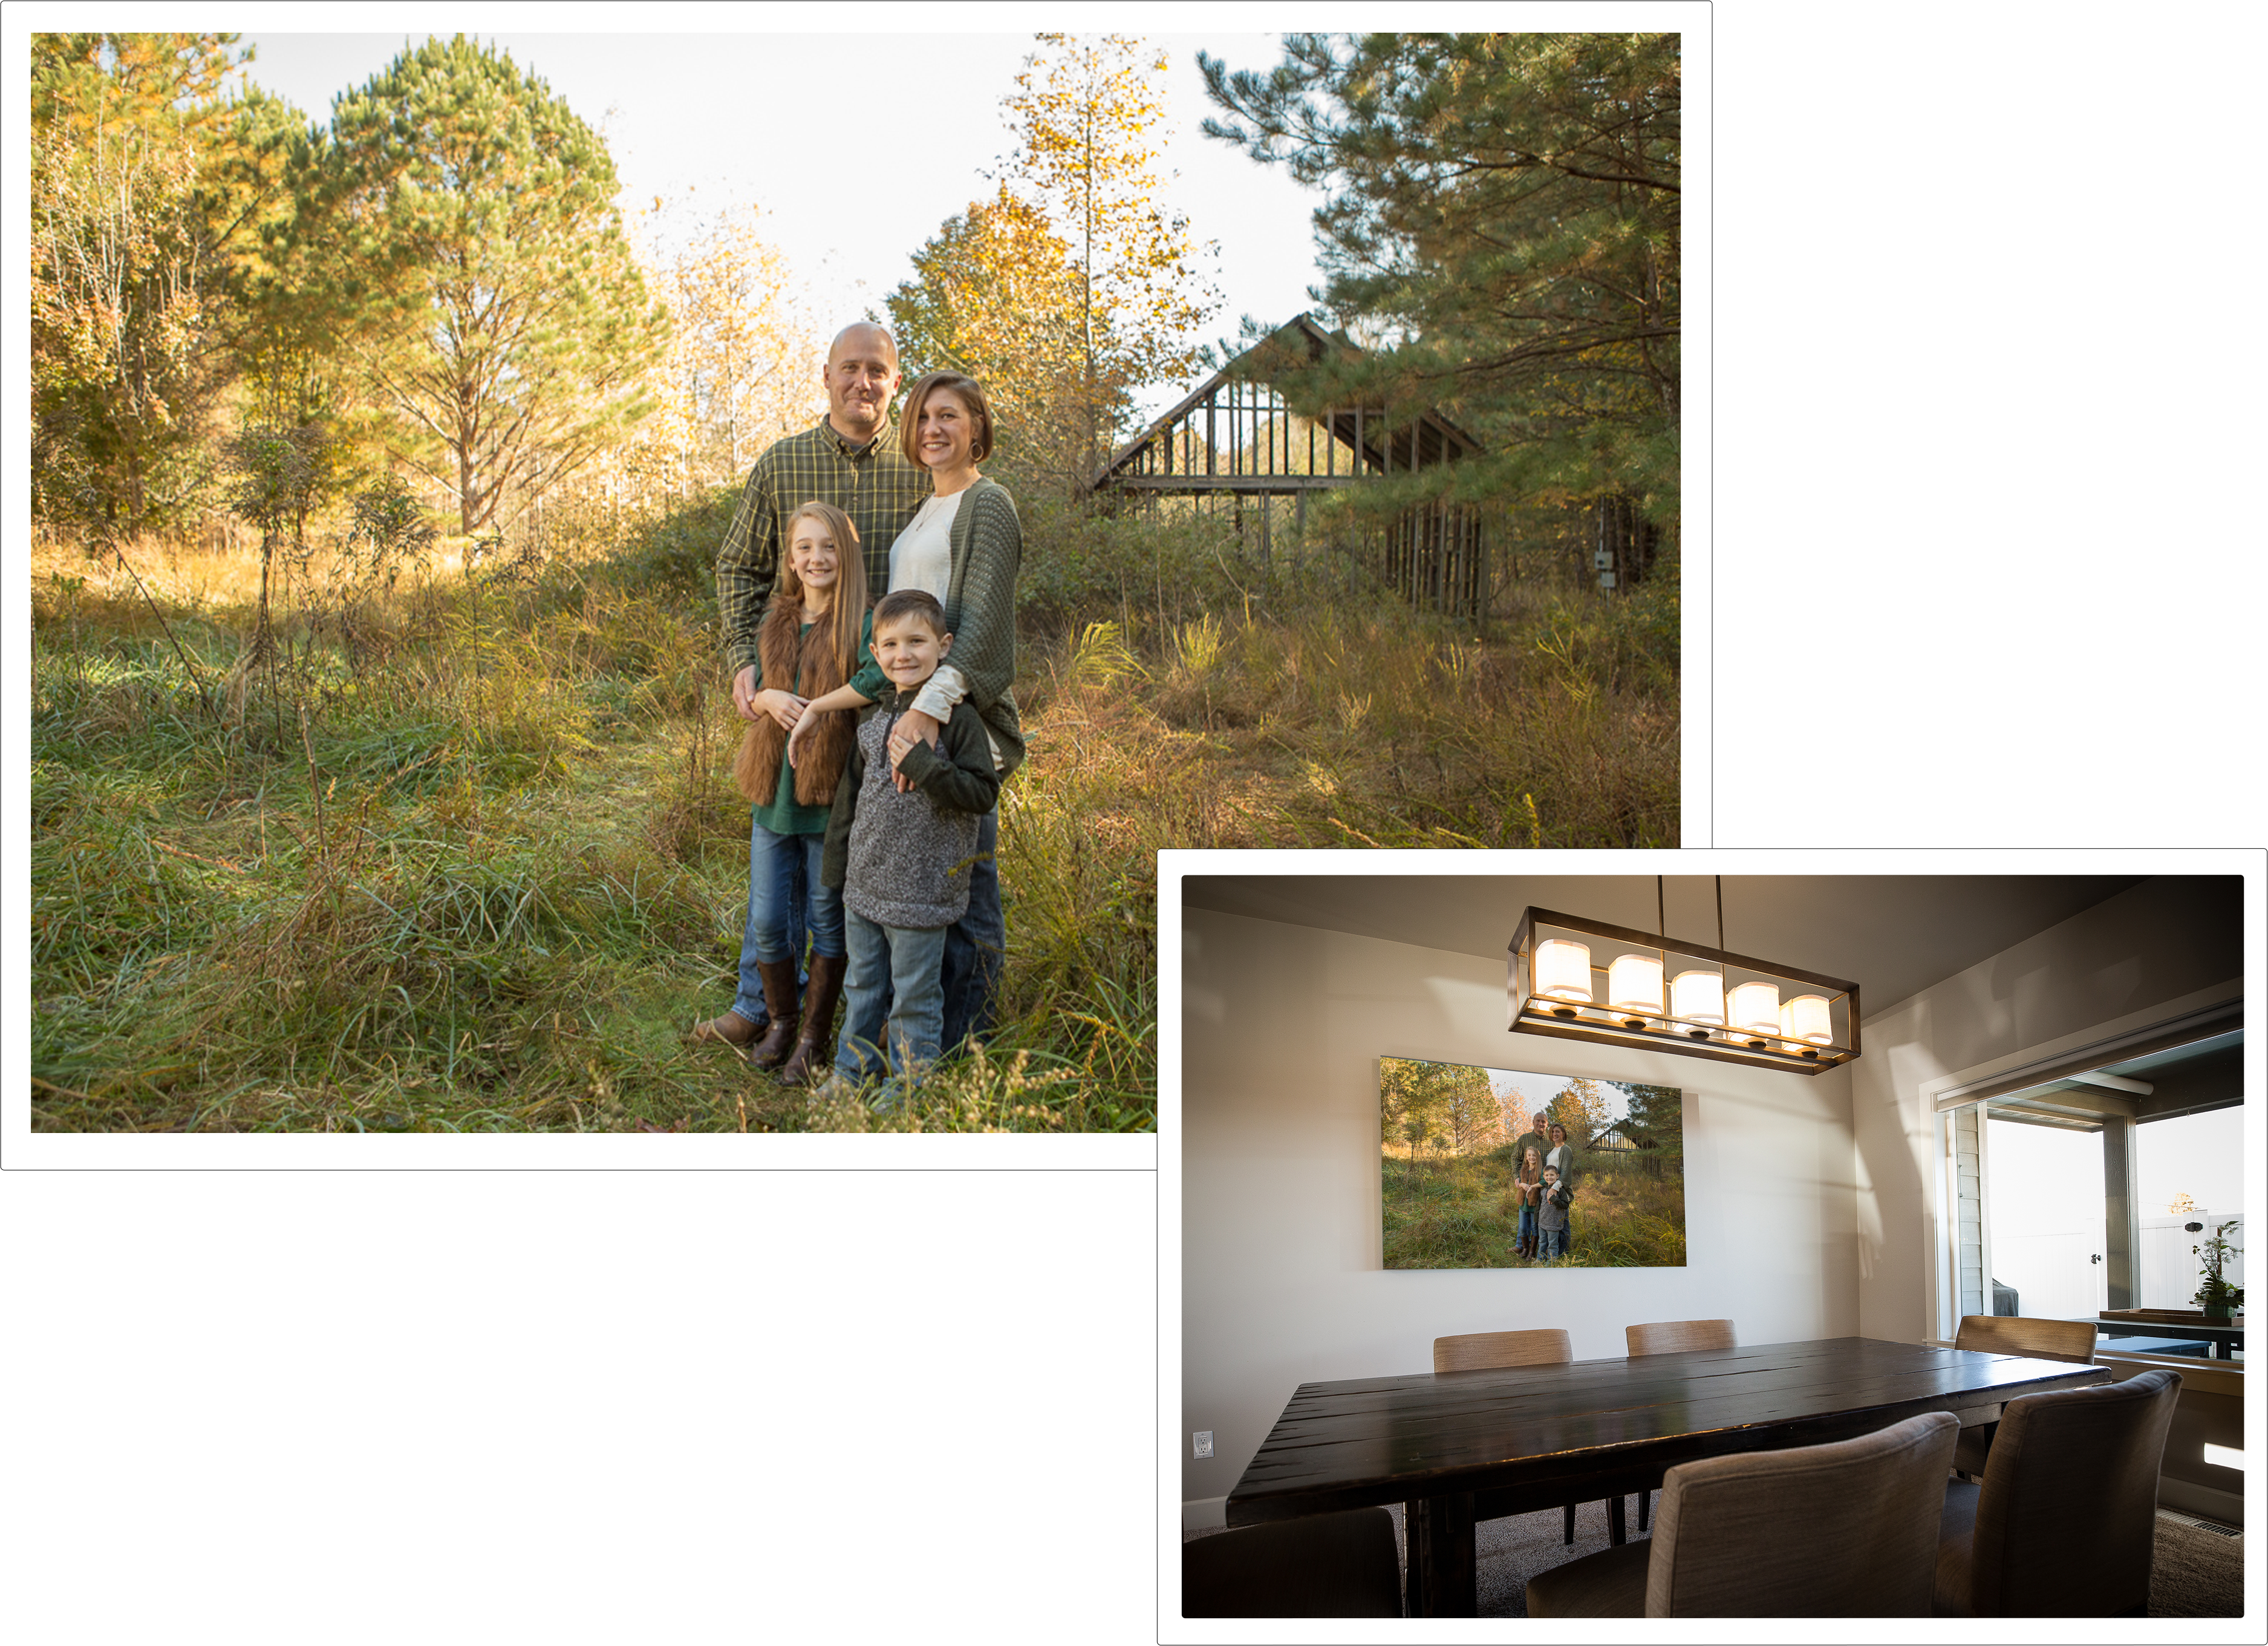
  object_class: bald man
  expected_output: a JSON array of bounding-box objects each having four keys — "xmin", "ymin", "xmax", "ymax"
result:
[{"xmin": 701, "ymin": 323, "xmax": 931, "ymax": 1064}]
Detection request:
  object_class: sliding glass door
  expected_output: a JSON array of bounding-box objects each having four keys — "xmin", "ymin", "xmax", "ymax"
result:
[{"xmin": 1936, "ymin": 1017, "xmax": 2242, "ymax": 1344}]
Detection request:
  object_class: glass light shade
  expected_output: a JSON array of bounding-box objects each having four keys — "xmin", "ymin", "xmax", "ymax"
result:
[
  {"xmin": 1670, "ymin": 968, "xmax": 1725, "ymax": 1026},
  {"xmin": 1784, "ymin": 994, "xmax": 1833, "ymax": 1045},
  {"xmin": 1607, "ymin": 953, "xmax": 1664, "ymax": 1015},
  {"xmin": 1729, "ymin": 981, "xmax": 1781, "ymax": 1036},
  {"xmin": 1533, "ymin": 938, "xmax": 1592, "ymax": 1002}
]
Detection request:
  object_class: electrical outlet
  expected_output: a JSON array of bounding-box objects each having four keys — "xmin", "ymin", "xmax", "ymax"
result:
[{"xmin": 1193, "ymin": 1431, "xmax": 1214, "ymax": 1458}]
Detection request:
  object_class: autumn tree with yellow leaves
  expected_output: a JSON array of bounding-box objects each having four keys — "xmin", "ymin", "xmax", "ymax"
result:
[
  {"xmin": 888, "ymin": 33, "xmax": 1220, "ymax": 501},
  {"xmin": 886, "ymin": 184, "xmax": 1086, "ymax": 495},
  {"xmin": 1546, "ymin": 1077, "xmax": 1618, "ymax": 1146},
  {"xmin": 1004, "ymin": 32, "xmax": 1221, "ymax": 484},
  {"xmin": 31, "ymin": 32, "xmax": 253, "ymax": 529}
]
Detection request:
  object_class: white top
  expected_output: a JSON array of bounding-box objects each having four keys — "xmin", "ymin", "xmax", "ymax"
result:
[
  {"xmin": 885, "ymin": 488, "xmax": 1000, "ymax": 769},
  {"xmin": 889, "ymin": 489, "xmax": 961, "ymax": 601}
]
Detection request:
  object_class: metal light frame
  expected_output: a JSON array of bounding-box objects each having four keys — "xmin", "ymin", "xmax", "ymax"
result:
[{"xmin": 1508, "ymin": 907, "xmax": 1862, "ymax": 1076}]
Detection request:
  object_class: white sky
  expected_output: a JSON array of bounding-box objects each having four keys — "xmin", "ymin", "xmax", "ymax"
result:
[{"xmin": 1485, "ymin": 1066, "xmax": 1635, "ymax": 1127}]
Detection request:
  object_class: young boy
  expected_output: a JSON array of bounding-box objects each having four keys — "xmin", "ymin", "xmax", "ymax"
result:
[
  {"xmin": 821, "ymin": 589, "xmax": 1000, "ymax": 1094},
  {"xmin": 1537, "ymin": 1164, "xmax": 1573, "ymax": 1260}
]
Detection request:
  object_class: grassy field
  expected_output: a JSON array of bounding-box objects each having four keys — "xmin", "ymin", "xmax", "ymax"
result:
[
  {"xmin": 1383, "ymin": 1147, "xmax": 1687, "ymax": 1268},
  {"xmin": 28, "ymin": 491, "xmax": 1677, "ymax": 1132}
]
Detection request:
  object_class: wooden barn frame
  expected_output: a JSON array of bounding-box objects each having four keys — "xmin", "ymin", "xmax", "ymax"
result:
[{"xmin": 1086, "ymin": 315, "xmax": 1490, "ymax": 616}]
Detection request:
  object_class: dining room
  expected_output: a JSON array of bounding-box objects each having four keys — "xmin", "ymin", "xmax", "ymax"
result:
[{"xmin": 1165, "ymin": 860, "xmax": 2254, "ymax": 1629}]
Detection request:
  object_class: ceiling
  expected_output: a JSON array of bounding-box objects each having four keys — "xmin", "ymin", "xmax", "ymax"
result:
[{"xmin": 1181, "ymin": 874, "xmax": 2154, "ymax": 1016}]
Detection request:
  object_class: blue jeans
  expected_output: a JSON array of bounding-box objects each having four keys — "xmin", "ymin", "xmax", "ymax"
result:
[
  {"xmin": 1541, "ymin": 1225, "xmax": 1569, "ymax": 1259},
  {"xmin": 1518, "ymin": 1205, "xmax": 1538, "ymax": 1250},
  {"xmin": 838, "ymin": 810, "xmax": 1004, "ymax": 1059},
  {"xmin": 836, "ymin": 909, "xmax": 947, "ymax": 1087},
  {"xmin": 732, "ymin": 822, "xmax": 843, "ymax": 1025},
  {"xmin": 942, "ymin": 811, "xmax": 1005, "ymax": 1051}
]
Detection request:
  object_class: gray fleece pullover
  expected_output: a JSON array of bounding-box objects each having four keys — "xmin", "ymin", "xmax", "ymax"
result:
[{"xmin": 822, "ymin": 687, "xmax": 1000, "ymax": 930}]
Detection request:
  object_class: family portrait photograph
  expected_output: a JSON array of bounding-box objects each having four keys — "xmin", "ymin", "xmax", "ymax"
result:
[{"xmin": 24, "ymin": 27, "xmax": 1678, "ymax": 1134}]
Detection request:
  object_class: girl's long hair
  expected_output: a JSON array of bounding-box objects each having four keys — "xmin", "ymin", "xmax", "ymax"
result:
[
  {"xmin": 1516, "ymin": 1147, "xmax": 1542, "ymax": 1186},
  {"xmin": 778, "ymin": 500, "xmax": 869, "ymax": 673}
]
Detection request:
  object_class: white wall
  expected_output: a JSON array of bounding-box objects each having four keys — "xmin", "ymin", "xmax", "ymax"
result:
[
  {"xmin": 1181, "ymin": 907, "xmax": 1859, "ymax": 1516},
  {"xmin": 1849, "ymin": 877, "xmax": 2244, "ymax": 1343}
]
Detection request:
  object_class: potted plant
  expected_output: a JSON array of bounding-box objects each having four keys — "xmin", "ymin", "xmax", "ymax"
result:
[{"xmin": 2191, "ymin": 1218, "xmax": 2244, "ymax": 1322}]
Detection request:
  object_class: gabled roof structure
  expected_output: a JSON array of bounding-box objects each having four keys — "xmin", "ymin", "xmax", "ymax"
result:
[
  {"xmin": 1087, "ymin": 316, "xmax": 1491, "ymax": 616},
  {"xmin": 1087, "ymin": 315, "xmax": 1483, "ymax": 496}
]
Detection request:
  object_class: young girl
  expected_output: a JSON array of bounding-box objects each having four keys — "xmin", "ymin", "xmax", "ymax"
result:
[
  {"xmin": 1514, "ymin": 1146, "xmax": 1545, "ymax": 1261},
  {"xmin": 706, "ymin": 501, "xmax": 884, "ymax": 1083}
]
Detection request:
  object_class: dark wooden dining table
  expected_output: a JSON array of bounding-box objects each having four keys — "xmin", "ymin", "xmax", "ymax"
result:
[{"xmin": 1224, "ymin": 1336, "xmax": 2113, "ymax": 1617}]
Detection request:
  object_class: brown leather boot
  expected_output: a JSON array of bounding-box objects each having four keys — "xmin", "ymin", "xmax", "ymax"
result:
[
  {"xmin": 692, "ymin": 1008, "xmax": 758, "ymax": 1048},
  {"xmin": 746, "ymin": 957, "xmax": 801, "ymax": 1069},
  {"xmin": 778, "ymin": 952, "xmax": 847, "ymax": 1085}
]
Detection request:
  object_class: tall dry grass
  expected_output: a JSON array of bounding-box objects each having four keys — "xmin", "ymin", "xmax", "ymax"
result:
[
  {"xmin": 1383, "ymin": 1149, "xmax": 1687, "ymax": 1268},
  {"xmin": 30, "ymin": 491, "xmax": 1675, "ymax": 1130}
]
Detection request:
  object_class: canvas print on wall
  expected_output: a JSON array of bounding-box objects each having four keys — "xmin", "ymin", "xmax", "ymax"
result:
[{"xmin": 1380, "ymin": 1056, "xmax": 1686, "ymax": 1269}]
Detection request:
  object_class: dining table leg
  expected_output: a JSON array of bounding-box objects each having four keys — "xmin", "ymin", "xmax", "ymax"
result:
[{"xmin": 1406, "ymin": 1492, "xmax": 1477, "ymax": 1617}]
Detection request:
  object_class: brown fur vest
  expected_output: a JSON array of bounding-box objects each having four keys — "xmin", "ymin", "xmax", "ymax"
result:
[{"xmin": 734, "ymin": 598, "xmax": 856, "ymax": 807}]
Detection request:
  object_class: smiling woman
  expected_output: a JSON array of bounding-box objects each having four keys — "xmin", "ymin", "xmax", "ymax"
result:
[{"xmin": 879, "ymin": 371, "xmax": 1025, "ymax": 1051}]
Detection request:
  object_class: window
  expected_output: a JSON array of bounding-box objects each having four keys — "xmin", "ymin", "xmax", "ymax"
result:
[{"xmin": 1935, "ymin": 1018, "xmax": 2241, "ymax": 1348}]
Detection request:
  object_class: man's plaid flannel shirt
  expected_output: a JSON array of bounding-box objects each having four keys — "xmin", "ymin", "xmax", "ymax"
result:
[{"xmin": 714, "ymin": 416, "xmax": 931, "ymax": 679}]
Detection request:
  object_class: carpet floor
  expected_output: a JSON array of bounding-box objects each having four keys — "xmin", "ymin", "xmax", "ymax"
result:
[{"xmin": 1184, "ymin": 1503, "xmax": 2244, "ymax": 1618}]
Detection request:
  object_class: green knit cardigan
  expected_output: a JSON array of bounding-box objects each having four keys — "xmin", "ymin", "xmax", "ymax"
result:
[{"xmin": 936, "ymin": 477, "xmax": 1026, "ymax": 779}]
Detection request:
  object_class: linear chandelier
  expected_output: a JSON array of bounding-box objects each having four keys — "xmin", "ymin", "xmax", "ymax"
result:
[{"xmin": 1507, "ymin": 881, "xmax": 1861, "ymax": 1076}]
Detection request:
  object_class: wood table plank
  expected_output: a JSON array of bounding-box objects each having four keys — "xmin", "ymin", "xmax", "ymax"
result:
[
  {"xmin": 1229, "ymin": 1338, "xmax": 2107, "ymax": 1520},
  {"xmin": 1226, "ymin": 1337, "xmax": 2113, "ymax": 1614}
]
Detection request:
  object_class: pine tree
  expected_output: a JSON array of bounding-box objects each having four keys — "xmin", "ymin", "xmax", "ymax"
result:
[
  {"xmin": 1201, "ymin": 32, "xmax": 1680, "ymax": 524},
  {"xmin": 321, "ymin": 36, "xmax": 668, "ymax": 534},
  {"xmin": 1437, "ymin": 1062, "xmax": 1503, "ymax": 1157}
]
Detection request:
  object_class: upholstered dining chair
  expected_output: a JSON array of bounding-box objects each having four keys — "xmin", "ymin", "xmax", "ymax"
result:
[
  {"xmin": 1432, "ymin": 1328, "xmax": 1605, "ymax": 1544},
  {"xmin": 1949, "ymin": 1314, "xmax": 2099, "ymax": 1477},
  {"xmin": 1433, "ymin": 1327, "xmax": 1571, "ymax": 1373},
  {"xmin": 1182, "ymin": 1506, "xmax": 1403, "ymax": 1617},
  {"xmin": 1622, "ymin": 1319, "xmax": 1737, "ymax": 1532},
  {"xmin": 1526, "ymin": 1411, "xmax": 1960, "ymax": 1616},
  {"xmin": 1935, "ymin": 1368, "xmax": 2181, "ymax": 1617}
]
